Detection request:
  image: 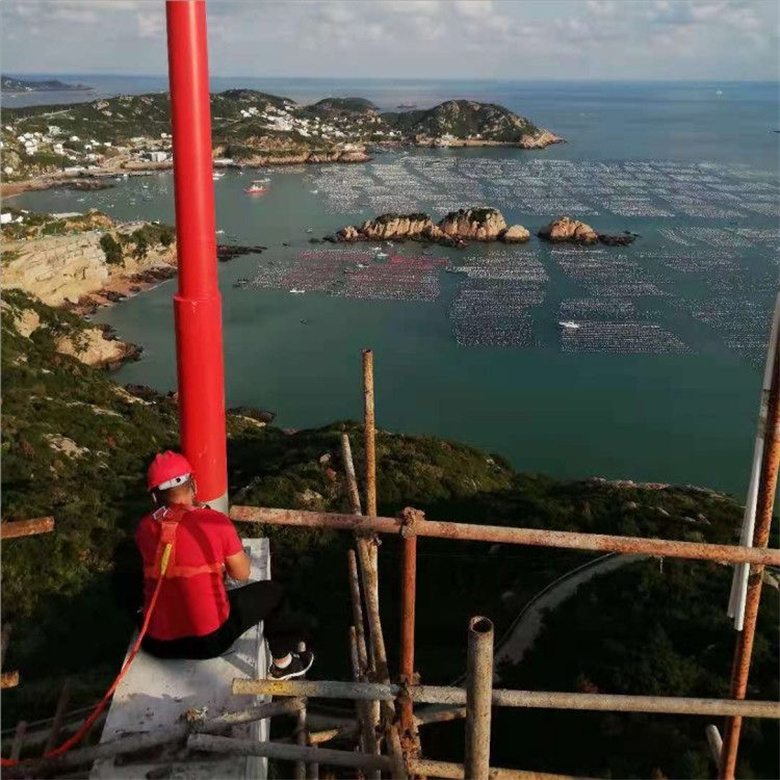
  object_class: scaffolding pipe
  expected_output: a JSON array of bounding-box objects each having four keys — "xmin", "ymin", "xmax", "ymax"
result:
[
  {"xmin": 347, "ymin": 551, "xmax": 369, "ymax": 679},
  {"xmin": 165, "ymin": 0, "xmax": 228, "ymax": 511},
  {"xmin": 10, "ymin": 722, "xmax": 26, "ymax": 762},
  {"xmin": 2, "ymin": 700, "xmax": 302, "ymax": 778},
  {"xmin": 720, "ymin": 330, "xmax": 780, "ymax": 780},
  {"xmin": 341, "ymin": 434, "xmax": 363, "ymax": 515},
  {"xmin": 188, "ymin": 733, "xmax": 392, "ymax": 772},
  {"xmin": 465, "ymin": 617, "xmax": 494, "ymax": 780},
  {"xmin": 728, "ymin": 292, "xmax": 780, "ymax": 627},
  {"xmin": 408, "ymin": 758, "xmax": 589, "ymax": 780},
  {"xmin": 0, "ymin": 518, "xmax": 54, "ymax": 540},
  {"xmin": 706, "ymin": 725, "xmax": 723, "ymax": 766},
  {"xmin": 294, "ymin": 698, "xmax": 307, "ymax": 780},
  {"xmin": 350, "ymin": 626, "xmax": 381, "ymax": 779},
  {"xmin": 44, "ymin": 679, "xmax": 71, "ymax": 754},
  {"xmin": 362, "ymin": 350, "xmax": 377, "ymax": 518},
  {"xmin": 230, "ymin": 506, "xmax": 780, "ymax": 567},
  {"xmin": 399, "ymin": 509, "xmax": 421, "ymax": 740},
  {"xmin": 231, "ymin": 679, "xmax": 780, "ymax": 719}
]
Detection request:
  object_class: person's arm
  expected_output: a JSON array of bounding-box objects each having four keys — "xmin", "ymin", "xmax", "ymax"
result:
[{"xmin": 225, "ymin": 550, "xmax": 251, "ymax": 581}]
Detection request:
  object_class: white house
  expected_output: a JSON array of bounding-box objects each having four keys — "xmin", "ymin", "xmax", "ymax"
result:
[{"xmin": 1, "ymin": 212, "xmax": 12, "ymax": 225}]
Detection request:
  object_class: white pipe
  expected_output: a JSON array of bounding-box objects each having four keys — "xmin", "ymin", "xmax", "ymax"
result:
[{"xmin": 728, "ymin": 291, "xmax": 780, "ymax": 629}]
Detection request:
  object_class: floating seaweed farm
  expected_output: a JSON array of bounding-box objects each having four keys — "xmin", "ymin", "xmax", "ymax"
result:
[{"xmin": 235, "ymin": 153, "xmax": 780, "ymax": 362}]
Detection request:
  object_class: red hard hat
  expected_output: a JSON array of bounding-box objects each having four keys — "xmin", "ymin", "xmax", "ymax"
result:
[{"xmin": 147, "ymin": 451, "xmax": 193, "ymax": 491}]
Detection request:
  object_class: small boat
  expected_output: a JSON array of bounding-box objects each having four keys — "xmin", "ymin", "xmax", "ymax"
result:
[
  {"xmin": 310, "ymin": 190, "xmax": 319, "ymax": 194},
  {"xmin": 375, "ymin": 252, "xmax": 389, "ymax": 260},
  {"xmin": 213, "ymin": 171, "xmax": 225, "ymax": 180},
  {"xmin": 289, "ymin": 288, "xmax": 306, "ymax": 294},
  {"xmin": 306, "ymin": 228, "xmax": 314, "ymax": 234},
  {"xmin": 216, "ymin": 229, "xmax": 225, "ymax": 235},
  {"xmin": 558, "ymin": 321, "xmax": 580, "ymax": 330},
  {"xmin": 244, "ymin": 184, "xmax": 266, "ymax": 194}
]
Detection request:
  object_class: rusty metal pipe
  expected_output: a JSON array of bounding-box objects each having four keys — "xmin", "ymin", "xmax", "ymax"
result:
[
  {"xmin": 188, "ymin": 733, "xmax": 392, "ymax": 772},
  {"xmin": 230, "ymin": 506, "xmax": 780, "ymax": 567},
  {"xmin": 231, "ymin": 679, "xmax": 780, "ymax": 719},
  {"xmin": 415, "ymin": 707, "xmax": 468, "ymax": 726},
  {"xmin": 399, "ymin": 522, "xmax": 418, "ymax": 740},
  {"xmin": 408, "ymin": 758, "xmax": 590, "ymax": 780},
  {"xmin": 720, "ymin": 331, "xmax": 780, "ymax": 780},
  {"xmin": 465, "ymin": 617, "xmax": 494, "ymax": 780},
  {"xmin": 362, "ymin": 349, "xmax": 377, "ymax": 518},
  {"xmin": 1, "ymin": 517, "xmax": 54, "ymax": 540}
]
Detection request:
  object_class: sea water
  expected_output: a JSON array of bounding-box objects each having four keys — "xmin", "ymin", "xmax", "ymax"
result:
[{"xmin": 8, "ymin": 79, "xmax": 779, "ymax": 494}]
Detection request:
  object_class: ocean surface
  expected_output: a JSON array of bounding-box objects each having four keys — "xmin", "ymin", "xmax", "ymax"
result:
[{"xmin": 7, "ymin": 78, "xmax": 780, "ymax": 495}]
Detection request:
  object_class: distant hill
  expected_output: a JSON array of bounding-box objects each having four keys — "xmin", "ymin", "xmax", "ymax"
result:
[
  {"xmin": 383, "ymin": 99, "xmax": 540, "ymax": 143},
  {"xmin": 303, "ymin": 97, "xmax": 379, "ymax": 116},
  {"xmin": 1, "ymin": 89, "xmax": 562, "ymax": 182},
  {"xmin": 1, "ymin": 75, "xmax": 92, "ymax": 93}
]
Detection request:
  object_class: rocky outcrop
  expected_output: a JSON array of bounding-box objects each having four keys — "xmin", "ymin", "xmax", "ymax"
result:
[
  {"xmin": 538, "ymin": 216, "xmax": 638, "ymax": 246},
  {"xmin": 335, "ymin": 207, "xmax": 530, "ymax": 247},
  {"xmin": 55, "ymin": 325, "xmax": 142, "ymax": 371},
  {"xmin": 3, "ymin": 221, "xmax": 176, "ymax": 307},
  {"xmin": 502, "ymin": 224, "xmax": 531, "ymax": 243},
  {"xmin": 518, "ymin": 130, "xmax": 565, "ymax": 149},
  {"xmin": 538, "ymin": 216, "xmax": 599, "ymax": 244}
]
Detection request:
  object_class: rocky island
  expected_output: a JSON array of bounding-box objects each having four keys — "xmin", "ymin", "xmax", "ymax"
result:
[
  {"xmin": 1, "ymin": 90, "xmax": 562, "ymax": 191},
  {"xmin": 333, "ymin": 207, "xmax": 530, "ymax": 247},
  {"xmin": 538, "ymin": 216, "xmax": 638, "ymax": 247}
]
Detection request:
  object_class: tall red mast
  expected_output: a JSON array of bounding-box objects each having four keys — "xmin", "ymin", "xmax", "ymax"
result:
[{"xmin": 165, "ymin": 0, "xmax": 228, "ymax": 512}]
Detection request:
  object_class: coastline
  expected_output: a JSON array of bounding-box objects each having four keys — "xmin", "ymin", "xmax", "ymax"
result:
[{"xmin": 1, "ymin": 133, "xmax": 564, "ymax": 196}]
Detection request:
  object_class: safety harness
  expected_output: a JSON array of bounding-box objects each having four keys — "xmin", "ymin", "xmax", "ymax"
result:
[
  {"xmin": 143, "ymin": 505, "xmax": 222, "ymax": 580},
  {"xmin": 1, "ymin": 503, "xmax": 222, "ymax": 769}
]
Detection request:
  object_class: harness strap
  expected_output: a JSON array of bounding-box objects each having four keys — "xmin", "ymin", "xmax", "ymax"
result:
[
  {"xmin": 144, "ymin": 561, "xmax": 223, "ymax": 579},
  {"xmin": 145, "ymin": 505, "xmax": 222, "ymax": 581}
]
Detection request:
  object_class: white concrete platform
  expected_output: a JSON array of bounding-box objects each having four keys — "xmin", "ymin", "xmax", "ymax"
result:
[{"xmin": 91, "ymin": 538, "xmax": 270, "ymax": 779}]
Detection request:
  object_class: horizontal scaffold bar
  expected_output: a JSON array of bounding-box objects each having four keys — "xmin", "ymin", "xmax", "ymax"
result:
[
  {"xmin": 188, "ymin": 733, "xmax": 392, "ymax": 771},
  {"xmin": 408, "ymin": 758, "xmax": 591, "ymax": 780},
  {"xmin": 230, "ymin": 506, "xmax": 780, "ymax": 567},
  {"xmin": 231, "ymin": 679, "xmax": 780, "ymax": 720}
]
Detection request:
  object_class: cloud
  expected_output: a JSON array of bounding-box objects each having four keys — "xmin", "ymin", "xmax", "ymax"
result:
[{"xmin": 1, "ymin": 0, "xmax": 777, "ymax": 81}]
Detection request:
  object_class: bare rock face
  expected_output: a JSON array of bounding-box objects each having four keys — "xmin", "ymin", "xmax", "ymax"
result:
[
  {"xmin": 538, "ymin": 216, "xmax": 599, "ymax": 245},
  {"xmin": 3, "ymin": 222, "xmax": 176, "ymax": 306},
  {"xmin": 438, "ymin": 208, "xmax": 507, "ymax": 241},
  {"xmin": 501, "ymin": 224, "xmax": 531, "ymax": 243},
  {"xmin": 55, "ymin": 325, "xmax": 141, "ymax": 370},
  {"xmin": 335, "ymin": 207, "xmax": 529, "ymax": 248},
  {"xmin": 518, "ymin": 130, "xmax": 565, "ymax": 149}
]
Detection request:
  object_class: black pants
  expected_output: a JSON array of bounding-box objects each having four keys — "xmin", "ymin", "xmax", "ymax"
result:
[{"xmin": 142, "ymin": 581, "xmax": 300, "ymax": 660}]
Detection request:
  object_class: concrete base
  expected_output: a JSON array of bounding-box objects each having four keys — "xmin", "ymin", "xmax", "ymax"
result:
[{"xmin": 91, "ymin": 538, "xmax": 270, "ymax": 779}]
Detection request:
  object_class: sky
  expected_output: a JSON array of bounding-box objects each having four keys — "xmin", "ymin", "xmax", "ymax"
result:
[{"xmin": 2, "ymin": 0, "xmax": 779, "ymax": 82}]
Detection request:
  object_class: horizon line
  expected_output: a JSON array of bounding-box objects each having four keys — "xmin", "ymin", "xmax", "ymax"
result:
[{"xmin": 4, "ymin": 72, "xmax": 779, "ymax": 85}]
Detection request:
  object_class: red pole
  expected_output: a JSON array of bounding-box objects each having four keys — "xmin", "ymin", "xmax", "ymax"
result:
[{"xmin": 165, "ymin": 0, "xmax": 228, "ymax": 512}]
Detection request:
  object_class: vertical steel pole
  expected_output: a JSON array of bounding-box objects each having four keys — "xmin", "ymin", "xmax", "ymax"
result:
[
  {"xmin": 720, "ymin": 335, "xmax": 780, "ymax": 780},
  {"xmin": 166, "ymin": 0, "xmax": 228, "ymax": 512},
  {"xmin": 362, "ymin": 349, "xmax": 377, "ymax": 518},
  {"xmin": 465, "ymin": 617, "xmax": 494, "ymax": 780},
  {"xmin": 399, "ymin": 509, "xmax": 421, "ymax": 743}
]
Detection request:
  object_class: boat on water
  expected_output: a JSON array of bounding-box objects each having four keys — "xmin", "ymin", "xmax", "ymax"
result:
[
  {"xmin": 558, "ymin": 321, "xmax": 581, "ymax": 330},
  {"xmin": 306, "ymin": 228, "xmax": 314, "ymax": 234},
  {"xmin": 375, "ymin": 252, "xmax": 389, "ymax": 260},
  {"xmin": 289, "ymin": 288, "xmax": 306, "ymax": 294},
  {"xmin": 244, "ymin": 184, "xmax": 267, "ymax": 194},
  {"xmin": 309, "ymin": 189, "xmax": 319, "ymax": 194},
  {"xmin": 212, "ymin": 171, "xmax": 225, "ymax": 180}
]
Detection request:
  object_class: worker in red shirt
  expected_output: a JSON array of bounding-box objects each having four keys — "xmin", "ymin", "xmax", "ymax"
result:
[{"xmin": 136, "ymin": 451, "xmax": 314, "ymax": 680}]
